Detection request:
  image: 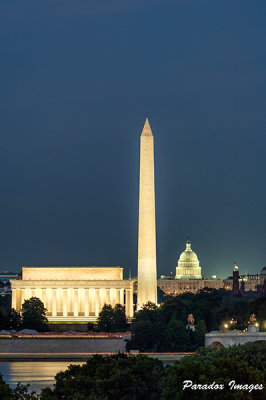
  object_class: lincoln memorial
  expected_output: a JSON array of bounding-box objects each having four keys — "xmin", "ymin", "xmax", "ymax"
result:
[{"xmin": 11, "ymin": 267, "xmax": 134, "ymax": 321}]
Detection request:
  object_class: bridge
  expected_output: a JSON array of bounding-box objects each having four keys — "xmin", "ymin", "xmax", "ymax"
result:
[{"xmin": 205, "ymin": 331, "xmax": 266, "ymax": 347}]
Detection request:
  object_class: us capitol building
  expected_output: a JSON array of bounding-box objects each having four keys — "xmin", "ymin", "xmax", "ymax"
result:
[
  {"xmin": 157, "ymin": 239, "xmax": 262, "ymax": 295},
  {"xmin": 158, "ymin": 239, "xmax": 223, "ymax": 295}
]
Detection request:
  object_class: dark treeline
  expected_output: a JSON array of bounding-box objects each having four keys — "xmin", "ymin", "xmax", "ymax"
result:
[{"xmin": 127, "ymin": 289, "xmax": 266, "ymax": 352}]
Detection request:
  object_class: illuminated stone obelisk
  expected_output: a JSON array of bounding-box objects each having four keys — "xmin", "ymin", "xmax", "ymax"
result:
[{"xmin": 137, "ymin": 118, "xmax": 157, "ymax": 308}]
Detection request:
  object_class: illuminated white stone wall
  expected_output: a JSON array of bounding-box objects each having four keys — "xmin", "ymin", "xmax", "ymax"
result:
[
  {"xmin": 11, "ymin": 267, "xmax": 134, "ymax": 321},
  {"xmin": 137, "ymin": 119, "xmax": 157, "ymax": 308},
  {"xmin": 158, "ymin": 279, "xmax": 224, "ymax": 295}
]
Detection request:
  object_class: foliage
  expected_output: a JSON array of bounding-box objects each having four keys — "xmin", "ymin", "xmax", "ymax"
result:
[
  {"xmin": 201, "ymin": 341, "xmax": 266, "ymax": 372},
  {"xmin": 0, "ymin": 373, "xmax": 12, "ymax": 400},
  {"xmin": 21, "ymin": 297, "xmax": 48, "ymax": 332},
  {"xmin": 164, "ymin": 319, "xmax": 190, "ymax": 352},
  {"xmin": 11, "ymin": 383, "xmax": 39, "ymax": 400},
  {"xmin": 9, "ymin": 308, "xmax": 22, "ymax": 330},
  {"xmin": 87, "ymin": 322, "xmax": 96, "ymax": 331},
  {"xmin": 97, "ymin": 303, "xmax": 127, "ymax": 332},
  {"xmin": 0, "ymin": 309, "xmax": 9, "ymax": 330},
  {"xmin": 162, "ymin": 342, "xmax": 266, "ymax": 400},
  {"xmin": 249, "ymin": 298, "xmax": 266, "ymax": 331},
  {"xmin": 190, "ymin": 320, "xmax": 206, "ymax": 350},
  {"xmin": 0, "ymin": 377, "xmax": 39, "ymax": 400},
  {"xmin": 112, "ymin": 304, "xmax": 128, "ymax": 331},
  {"xmin": 129, "ymin": 319, "xmax": 165, "ymax": 352},
  {"xmin": 0, "ymin": 294, "xmax": 11, "ymax": 330},
  {"xmin": 97, "ymin": 304, "xmax": 114, "ymax": 331},
  {"xmin": 160, "ymin": 297, "xmax": 188, "ymax": 324},
  {"xmin": 128, "ymin": 298, "xmax": 207, "ymax": 352},
  {"xmin": 39, "ymin": 354, "xmax": 165, "ymax": 400},
  {"xmin": 128, "ymin": 291, "xmax": 266, "ymax": 352}
]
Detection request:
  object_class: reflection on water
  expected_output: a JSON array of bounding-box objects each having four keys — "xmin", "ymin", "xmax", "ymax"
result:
[{"xmin": 0, "ymin": 361, "xmax": 85, "ymax": 393}]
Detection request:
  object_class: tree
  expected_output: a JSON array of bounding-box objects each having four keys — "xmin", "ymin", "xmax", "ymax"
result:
[
  {"xmin": 164, "ymin": 319, "xmax": 191, "ymax": 352},
  {"xmin": 87, "ymin": 322, "xmax": 96, "ymax": 331},
  {"xmin": 191, "ymin": 319, "xmax": 206, "ymax": 349},
  {"xmin": 0, "ymin": 294, "xmax": 11, "ymax": 330},
  {"xmin": 137, "ymin": 302, "xmax": 159, "ymax": 322},
  {"xmin": 97, "ymin": 304, "xmax": 114, "ymax": 332},
  {"xmin": 11, "ymin": 383, "xmax": 39, "ymax": 400},
  {"xmin": 160, "ymin": 297, "xmax": 188, "ymax": 324},
  {"xmin": 249, "ymin": 298, "xmax": 266, "ymax": 330},
  {"xmin": 127, "ymin": 319, "xmax": 165, "ymax": 352},
  {"xmin": 97, "ymin": 304, "xmax": 128, "ymax": 332},
  {"xmin": 40, "ymin": 354, "xmax": 165, "ymax": 400},
  {"xmin": 9, "ymin": 308, "xmax": 22, "ymax": 330},
  {"xmin": 211, "ymin": 341, "xmax": 266, "ymax": 372},
  {"xmin": 0, "ymin": 309, "xmax": 9, "ymax": 330},
  {"xmin": 0, "ymin": 374, "xmax": 12, "ymax": 400},
  {"xmin": 112, "ymin": 304, "xmax": 127, "ymax": 331},
  {"xmin": 21, "ymin": 297, "xmax": 48, "ymax": 332},
  {"xmin": 162, "ymin": 343, "xmax": 266, "ymax": 400},
  {"xmin": 0, "ymin": 376, "xmax": 39, "ymax": 400}
]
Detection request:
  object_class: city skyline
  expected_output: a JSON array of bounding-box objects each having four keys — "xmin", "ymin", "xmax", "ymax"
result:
[{"xmin": 1, "ymin": 0, "xmax": 266, "ymax": 279}]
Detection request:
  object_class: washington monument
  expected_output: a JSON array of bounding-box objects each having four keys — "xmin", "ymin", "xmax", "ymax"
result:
[{"xmin": 137, "ymin": 118, "xmax": 157, "ymax": 308}]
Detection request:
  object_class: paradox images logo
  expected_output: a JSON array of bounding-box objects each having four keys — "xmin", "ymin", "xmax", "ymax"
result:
[{"xmin": 183, "ymin": 380, "xmax": 264, "ymax": 393}]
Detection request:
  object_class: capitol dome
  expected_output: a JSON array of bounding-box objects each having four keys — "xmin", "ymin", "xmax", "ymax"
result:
[{"xmin": 175, "ymin": 239, "xmax": 202, "ymax": 279}]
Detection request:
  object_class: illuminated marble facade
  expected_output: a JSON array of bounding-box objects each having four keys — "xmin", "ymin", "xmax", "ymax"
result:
[{"xmin": 11, "ymin": 267, "xmax": 134, "ymax": 321}]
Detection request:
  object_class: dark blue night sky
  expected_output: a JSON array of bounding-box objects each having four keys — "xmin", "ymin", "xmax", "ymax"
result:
[{"xmin": 1, "ymin": 0, "xmax": 266, "ymax": 279}]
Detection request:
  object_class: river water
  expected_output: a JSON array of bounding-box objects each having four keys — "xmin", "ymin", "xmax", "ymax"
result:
[{"xmin": 0, "ymin": 361, "xmax": 85, "ymax": 393}]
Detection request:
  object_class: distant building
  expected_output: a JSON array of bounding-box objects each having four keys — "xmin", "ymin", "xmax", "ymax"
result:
[
  {"xmin": 0, "ymin": 272, "xmax": 18, "ymax": 282},
  {"xmin": 260, "ymin": 267, "xmax": 266, "ymax": 284},
  {"xmin": 224, "ymin": 274, "xmax": 260, "ymax": 292},
  {"xmin": 257, "ymin": 267, "xmax": 266, "ymax": 296},
  {"xmin": 0, "ymin": 272, "xmax": 17, "ymax": 296}
]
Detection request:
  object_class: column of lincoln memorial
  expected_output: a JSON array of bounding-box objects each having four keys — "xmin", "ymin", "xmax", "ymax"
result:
[{"xmin": 11, "ymin": 267, "xmax": 134, "ymax": 321}]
